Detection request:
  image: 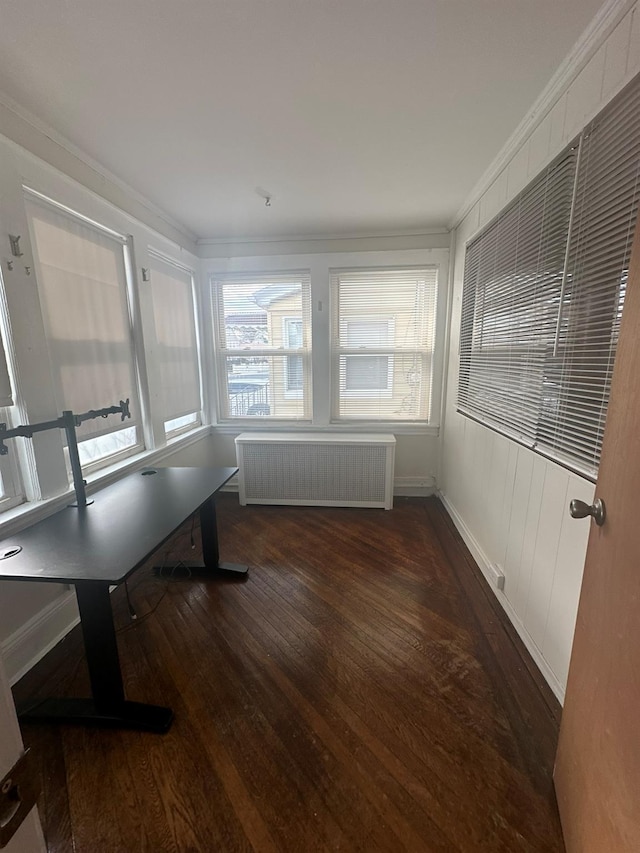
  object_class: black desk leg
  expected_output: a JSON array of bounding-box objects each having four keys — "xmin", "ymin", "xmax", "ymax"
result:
[
  {"xmin": 18, "ymin": 582, "xmax": 173, "ymax": 733},
  {"xmin": 154, "ymin": 496, "xmax": 248, "ymax": 578},
  {"xmin": 201, "ymin": 497, "xmax": 248, "ymax": 574},
  {"xmin": 77, "ymin": 581, "xmax": 125, "ymax": 707}
]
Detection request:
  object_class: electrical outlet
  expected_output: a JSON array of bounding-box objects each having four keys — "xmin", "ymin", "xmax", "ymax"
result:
[{"xmin": 489, "ymin": 563, "xmax": 505, "ymax": 590}]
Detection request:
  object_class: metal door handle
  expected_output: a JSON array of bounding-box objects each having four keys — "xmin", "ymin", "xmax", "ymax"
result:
[{"xmin": 569, "ymin": 497, "xmax": 606, "ymax": 526}]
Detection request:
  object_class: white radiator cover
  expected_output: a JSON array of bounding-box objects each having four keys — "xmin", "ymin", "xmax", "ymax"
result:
[{"xmin": 235, "ymin": 433, "xmax": 396, "ymax": 509}]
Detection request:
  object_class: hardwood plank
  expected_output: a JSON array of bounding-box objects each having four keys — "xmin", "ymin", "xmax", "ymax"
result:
[{"xmin": 14, "ymin": 495, "xmax": 565, "ymax": 852}]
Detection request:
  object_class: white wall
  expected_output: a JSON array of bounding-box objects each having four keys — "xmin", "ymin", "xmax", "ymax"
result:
[{"xmin": 440, "ymin": 0, "xmax": 640, "ymax": 701}]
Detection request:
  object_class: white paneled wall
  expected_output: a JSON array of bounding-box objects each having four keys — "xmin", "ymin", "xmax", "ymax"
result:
[{"xmin": 440, "ymin": 0, "xmax": 640, "ymax": 702}]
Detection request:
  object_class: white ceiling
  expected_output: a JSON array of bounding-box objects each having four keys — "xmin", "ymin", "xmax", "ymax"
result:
[{"xmin": 0, "ymin": 0, "xmax": 604, "ymax": 242}]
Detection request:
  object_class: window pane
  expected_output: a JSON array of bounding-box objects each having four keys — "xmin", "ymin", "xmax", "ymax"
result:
[
  {"xmin": 212, "ymin": 273, "xmax": 312, "ymax": 420},
  {"xmin": 77, "ymin": 425, "xmax": 138, "ymax": 467},
  {"xmin": 345, "ymin": 355, "xmax": 390, "ymax": 390},
  {"xmin": 286, "ymin": 354, "xmax": 303, "ymax": 392},
  {"xmin": 164, "ymin": 413, "xmax": 199, "ymax": 434},
  {"xmin": 284, "ymin": 319, "xmax": 303, "ymax": 393}
]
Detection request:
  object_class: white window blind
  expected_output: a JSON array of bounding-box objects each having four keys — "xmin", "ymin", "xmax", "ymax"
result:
[
  {"xmin": 458, "ymin": 148, "xmax": 578, "ymax": 444},
  {"xmin": 458, "ymin": 74, "xmax": 640, "ymax": 479},
  {"xmin": 331, "ymin": 267, "xmax": 438, "ymax": 422},
  {"xmin": 26, "ymin": 194, "xmax": 139, "ymax": 441},
  {"xmin": 538, "ymin": 77, "xmax": 640, "ymax": 475},
  {"xmin": 212, "ymin": 272, "xmax": 312, "ymax": 420},
  {"xmin": 149, "ymin": 253, "xmax": 201, "ymax": 425}
]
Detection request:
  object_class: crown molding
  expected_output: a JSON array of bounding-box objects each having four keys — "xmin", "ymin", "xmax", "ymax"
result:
[
  {"xmin": 0, "ymin": 90, "xmax": 198, "ymax": 249},
  {"xmin": 197, "ymin": 227, "xmax": 449, "ymax": 247},
  {"xmin": 450, "ymin": 0, "xmax": 636, "ymax": 229}
]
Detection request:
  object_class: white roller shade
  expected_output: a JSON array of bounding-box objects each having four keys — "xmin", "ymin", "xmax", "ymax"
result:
[
  {"xmin": 331, "ymin": 268, "xmax": 438, "ymax": 422},
  {"xmin": 26, "ymin": 194, "xmax": 138, "ymax": 440},
  {"xmin": 149, "ymin": 254, "xmax": 201, "ymax": 422}
]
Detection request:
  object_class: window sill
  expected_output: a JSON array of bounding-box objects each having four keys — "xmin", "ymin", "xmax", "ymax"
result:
[
  {"xmin": 0, "ymin": 424, "xmax": 212, "ymax": 539},
  {"xmin": 212, "ymin": 422, "xmax": 439, "ymax": 437}
]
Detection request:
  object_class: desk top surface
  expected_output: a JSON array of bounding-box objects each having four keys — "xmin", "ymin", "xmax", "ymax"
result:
[{"xmin": 0, "ymin": 466, "xmax": 237, "ymax": 584}]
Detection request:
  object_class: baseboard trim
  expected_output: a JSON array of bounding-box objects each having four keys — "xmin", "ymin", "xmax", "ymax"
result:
[
  {"xmin": 438, "ymin": 492, "xmax": 565, "ymax": 704},
  {"xmin": 1, "ymin": 590, "xmax": 79, "ymax": 686},
  {"xmin": 394, "ymin": 476, "xmax": 436, "ymax": 497}
]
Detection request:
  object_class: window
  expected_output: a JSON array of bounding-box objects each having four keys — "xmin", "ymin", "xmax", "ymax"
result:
[
  {"xmin": 458, "ymin": 75, "xmax": 640, "ymax": 480},
  {"xmin": 25, "ymin": 190, "xmax": 142, "ymax": 470},
  {"xmin": 331, "ymin": 268, "xmax": 438, "ymax": 422},
  {"xmin": 212, "ymin": 272, "xmax": 312, "ymax": 420},
  {"xmin": 148, "ymin": 252, "xmax": 202, "ymax": 436}
]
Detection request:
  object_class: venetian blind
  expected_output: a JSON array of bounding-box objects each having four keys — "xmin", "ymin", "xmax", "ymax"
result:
[
  {"xmin": 458, "ymin": 146, "xmax": 578, "ymax": 445},
  {"xmin": 458, "ymin": 74, "xmax": 640, "ymax": 480},
  {"xmin": 26, "ymin": 194, "xmax": 139, "ymax": 440},
  {"xmin": 538, "ymin": 77, "xmax": 640, "ymax": 476},
  {"xmin": 331, "ymin": 268, "xmax": 438, "ymax": 422},
  {"xmin": 149, "ymin": 253, "xmax": 201, "ymax": 423}
]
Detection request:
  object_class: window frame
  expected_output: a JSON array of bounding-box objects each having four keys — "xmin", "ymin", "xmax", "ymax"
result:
[
  {"xmin": 204, "ymin": 252, "xmax": 448, "ymax": 433},
  {"xmin": 211, "ymin": 271, "xmax": 312, "ymax": 423},
  {"xmin": 330, "ymin": 266, "xmax": 440, "ymax": 425},
  {"xmin": 24, "ymin": 188, "xmax": 145, "ymax": 472}
]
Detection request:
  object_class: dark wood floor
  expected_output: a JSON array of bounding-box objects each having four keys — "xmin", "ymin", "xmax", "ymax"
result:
[{"xmin": 13, "ymin": 495, "xmax": 565, "ymax": 852}]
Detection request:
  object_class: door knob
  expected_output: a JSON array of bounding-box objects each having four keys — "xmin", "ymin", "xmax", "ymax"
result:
[{"xmin": 569, "ymin": 497, "xmax": 606, "ymax": 526}]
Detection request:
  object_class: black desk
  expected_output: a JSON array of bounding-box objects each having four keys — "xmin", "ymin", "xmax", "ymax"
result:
[{"xmin": 0, "ymin": 466, "xmax": 244, "ymax": 732}]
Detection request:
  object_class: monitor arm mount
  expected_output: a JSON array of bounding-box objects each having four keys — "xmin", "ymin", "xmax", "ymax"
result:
[{"xmin": 0, "ymin": 399, "xmax": 131, "ymax": 508}]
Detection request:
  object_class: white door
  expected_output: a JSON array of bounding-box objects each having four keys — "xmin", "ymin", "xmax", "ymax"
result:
[{"xmin": 0, "ymin": 654, "xmax": 45, "ymax": 852}]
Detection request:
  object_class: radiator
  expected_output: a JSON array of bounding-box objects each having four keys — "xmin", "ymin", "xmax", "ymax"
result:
[{"xmin": 235, "ymin": 433, "xmax": 396, "ymax": 509}]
